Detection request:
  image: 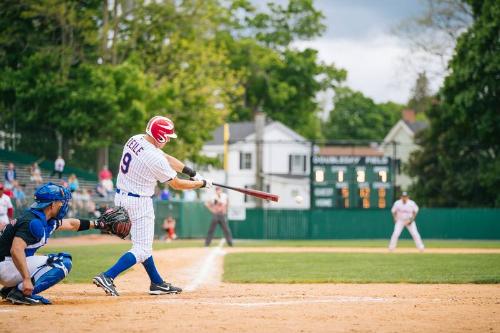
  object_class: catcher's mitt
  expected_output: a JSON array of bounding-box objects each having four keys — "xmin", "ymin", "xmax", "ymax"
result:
[{"xmin": 96, "ymin": 206, "xmax": 131, "ymax": 239}]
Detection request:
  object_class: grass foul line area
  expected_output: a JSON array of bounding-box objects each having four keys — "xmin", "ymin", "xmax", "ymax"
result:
[{"xmin": 223, "ymin": 253, "xmax": 500, "ymax": 284}]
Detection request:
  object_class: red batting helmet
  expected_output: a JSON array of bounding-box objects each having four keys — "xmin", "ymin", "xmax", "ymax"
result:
[{"xmin": 145, "ymin": 116, "xmax": 178, "ymax": 144}]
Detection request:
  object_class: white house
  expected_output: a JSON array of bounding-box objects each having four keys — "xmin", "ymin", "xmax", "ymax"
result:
[
  {"xmin": 199, "ymin": 117, "xmax": 311, "ymax": 209},
  {"xmin": 382, "ymin": 109, "xmax": 427, "ymax": 190}
]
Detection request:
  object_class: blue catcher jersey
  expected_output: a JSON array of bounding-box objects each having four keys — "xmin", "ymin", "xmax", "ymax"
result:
[{"xmin": 0, "ymin": 208, "xmax": 61, "ymax": 261}]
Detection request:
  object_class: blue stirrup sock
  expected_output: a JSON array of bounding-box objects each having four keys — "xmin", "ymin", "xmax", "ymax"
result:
[
  {"xmin": 104, "ymin": 252, "xmax": 137, "ymax": 279},
  {"xmin": 142, "ymin": 256, "xmax": 163, "ymax": 284}
]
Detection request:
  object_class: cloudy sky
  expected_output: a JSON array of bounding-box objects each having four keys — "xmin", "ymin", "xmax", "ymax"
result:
[{"xmin": 255, "ymin": 0, "xmax": 448, "ymax": 106}]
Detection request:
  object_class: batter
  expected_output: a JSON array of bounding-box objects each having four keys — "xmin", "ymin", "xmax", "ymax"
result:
[{"xmin": 93, "ymin": 116, "xmax": 212, "ymax": 296}]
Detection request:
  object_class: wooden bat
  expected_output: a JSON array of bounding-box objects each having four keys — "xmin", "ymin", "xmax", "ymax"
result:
[{"xmin": 213, "ymin": 183, "xmax": 279, "ymax": 202}]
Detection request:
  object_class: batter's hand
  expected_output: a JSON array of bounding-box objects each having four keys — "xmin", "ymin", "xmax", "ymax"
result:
[
  {"xmin": 22, "ymin": 278, "xmax": 34, "ymax": 296},
  {"xmin": 192, "ymin": 172, "xmax": 205, "ymax": 182},
  {"xmin": 202, "ymin": 179, "xmax": 213, "ymax": 189}
]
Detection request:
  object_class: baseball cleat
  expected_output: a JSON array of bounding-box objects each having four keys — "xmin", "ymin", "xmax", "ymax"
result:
[
  {"xmin": 6, "ymin": 288, "xmax": 42, "ymax": 305},
  {"xmin": 0, "ymin": 286, "xmax": 13, "ymax": 300},
  {"xmin": 93, "ymin": 273, "xmax": 120, "ymax": 296},
  {"xmin": 30, "ymin": 294, "xmax": 52, "ymax": 305},
  {"xmin": 149, "ymin": 281, "xmax": 182, "ymax": 295}
]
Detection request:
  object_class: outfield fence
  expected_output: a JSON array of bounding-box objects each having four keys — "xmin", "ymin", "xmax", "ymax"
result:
[{"xmin": 152, "ymin": 201, "xmax": 500, "ymax": 240}]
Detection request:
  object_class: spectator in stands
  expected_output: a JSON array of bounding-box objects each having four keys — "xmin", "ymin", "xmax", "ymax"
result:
[
  {"xmin": 161, "ymin": 216, "xmax": 177, "ymax": 242},
  {"xmin": 84, "ymin": 189, "xmax": 96, "ymax": 214},
  {"xmin": 183, "ymin": 189, "xmax": 197, "ymax": 201},
  {"xmin": 12, "ymin": 184, "xmax": 27, "ymax": 208},
  {"xmin": 4, "ymin": 162, "xmax": 17, "ymax": 189},
  {"xmin": 0, "ymin": 183, "xmax": 14, "ymax": 230},
  {"xmin": 99, "ymin": 165, "xmax": 114, "ymax": 194},
  {"xmin": 30, "ymin": 162, "xmax": 43, "ymax": 185},
  {"xmin": 95, "ymin": 183, "xmax": 108, "ymax": 198},
  {"xmin": 68, "ymin": 173, "xmax": 79, "ymax": 193},
  {"xmin": 159, "ymin": 188, "xmax": 170, "ymax": 201},
  {"xmin": 51, "ymin": 155, "xmax": 65, "ymax": 179}
]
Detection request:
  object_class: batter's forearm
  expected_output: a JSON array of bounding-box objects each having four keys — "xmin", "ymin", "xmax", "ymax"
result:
[
  {"xmin": 164, "ymin": 154, "xmax": 185, "ymax": 173},
  {"xmin": 169, "ymin": 178, "xmax": 204, "ymax": 190}
]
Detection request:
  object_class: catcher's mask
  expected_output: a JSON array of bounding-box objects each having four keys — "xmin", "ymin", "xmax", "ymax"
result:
[
  {"xmin": 145, "ymin": 116, "xmax": 177, "ymax": 144},
  {"xmin": 31, "ymin": 182, "xmax": 72, "ymax": 219}
]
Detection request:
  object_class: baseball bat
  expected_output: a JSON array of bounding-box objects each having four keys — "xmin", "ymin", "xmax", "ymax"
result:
[{"xmin": 213, "ymin": 183, "xmax": 279, "ymax": 202}]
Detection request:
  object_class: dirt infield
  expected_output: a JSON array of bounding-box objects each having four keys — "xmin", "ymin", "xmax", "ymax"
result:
[{"xmin": 1, "ymin": 241, "xmax": 499, "ymax": 332}]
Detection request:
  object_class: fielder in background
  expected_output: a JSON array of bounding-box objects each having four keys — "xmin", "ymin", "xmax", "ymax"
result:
[
  {"xmin": 389, "ymin": 191, "xmax": 425, "ymax": 252},
  {"xmin": 0, "ymin": 183, "xmax": 117, "ymax": 305},
  {"xmin": 93, "ymin": 116, "xmax": 212, "ymax": 296},
  {"xmin": 205, "ymin": 186, "xmax": 233, "ymax": 247}
]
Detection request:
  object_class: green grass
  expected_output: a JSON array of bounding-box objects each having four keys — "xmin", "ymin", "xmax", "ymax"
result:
[
  {"xmin": 39, "ymin": 239, "xmax": 500, "ymax": 284},
  {"xmin": 224, "ymin": 253, "xmax": 500, "ymax": 284},
  {"xmin": 234, "ymin": 239, "xmax": 500, "ymax": 248},
  {"xmin": 40, "ymin": 240, "xmax": 204, "ymax": 283}
]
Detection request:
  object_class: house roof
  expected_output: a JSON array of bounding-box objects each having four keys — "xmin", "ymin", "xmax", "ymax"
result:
[
  {"xmin": 404, "ymin": 120, "xmax": 428, "ymax": 134},
  {"xmin": 319, "ymin": 146, "xmax": 383, "ymax": 157},
  {"xmin": 205, "ymin": 122, "xmax": 255, "ymax": 145},
  {"xmin": 205, "ymin": 120, "xmax": 307, "ymax": 145},
  {"xmin": 383, "ymin": 119, "xmax": 428, "ymax": 144}
]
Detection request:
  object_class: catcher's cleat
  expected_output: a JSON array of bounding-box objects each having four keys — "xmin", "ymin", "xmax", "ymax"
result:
[
  {"xmin": 6, "ymin": 289, "xmax": 41, "ymax": 305},
  {"xmin": 93, "ymin": 273, "xmax": 119, "ymax": 296},
  {"xmin": 149, "ymin": 281, "xmax": 182, "ymax": 295},
  {"xmin": 1, "ymin": 286, "xmax": 13, "ymax": 300},
  {"xmin": 30, "ymin": 294, "xmax": 52, "ymax": 305}
]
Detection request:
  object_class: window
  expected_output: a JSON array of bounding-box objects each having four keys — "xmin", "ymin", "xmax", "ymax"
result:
[
  {"xmin": 239, "ymin": 152, "xmax": 252, "ymax": 170},
  {"xmin": 289, "ymin": 154, "xmax": 307, "ymax": 174},
  {"xmin": 244, "ymin": 185, "xmax": 255, "ymax": 203}
]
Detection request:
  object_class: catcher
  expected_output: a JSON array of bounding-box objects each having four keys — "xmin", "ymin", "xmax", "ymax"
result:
[{"xmin": 0, "ymin": 182, "xmax": 130, "ymax": 305}]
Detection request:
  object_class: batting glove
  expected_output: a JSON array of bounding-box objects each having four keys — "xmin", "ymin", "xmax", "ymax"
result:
[
  {"xmin": 201, "ymin": 179, "xmax": 213, "ymax": 189},
  {"xmin": 192, "ymin": 172, "xmax": 205, "ymax": 182}
]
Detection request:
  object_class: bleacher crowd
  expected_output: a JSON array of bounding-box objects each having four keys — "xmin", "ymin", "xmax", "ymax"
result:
[{"xmin": 0, "ymin": 158, "xmax": 200, "ymax": 222}]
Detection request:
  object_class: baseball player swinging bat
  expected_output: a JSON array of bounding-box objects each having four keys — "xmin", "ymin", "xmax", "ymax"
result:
[{"xmin": 213, "ymin": 183, "xmax": 279, "ymax": 202}]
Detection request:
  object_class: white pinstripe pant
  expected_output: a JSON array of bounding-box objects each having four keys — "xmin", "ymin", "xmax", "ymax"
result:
[{"xmin": 114, "ymin": 192, "xmax": 155, "ymax": 263}]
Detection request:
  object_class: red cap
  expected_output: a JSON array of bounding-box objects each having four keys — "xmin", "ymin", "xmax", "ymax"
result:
[{"xmin": 0, "ymin": 183, "xmax": 4, "ymax": 190}]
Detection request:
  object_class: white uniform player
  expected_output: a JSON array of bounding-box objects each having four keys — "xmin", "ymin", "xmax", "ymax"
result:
[
  {"xmin": 0, "ymin": 184, "xmax": 14, "ymax": 229},
  {"xmin": 93, "ymin": 116, "xmax": 212, "ymax": 296},
  {"xmin": 389, "ymin": 192, "xmax": 424, "ymax": 252}
]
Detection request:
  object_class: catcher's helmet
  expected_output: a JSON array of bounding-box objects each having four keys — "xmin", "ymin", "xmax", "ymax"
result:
[
  {"xmin": 145, "ymin": 116, "xmax": 177, "ymax": 144},
  {"xmin": 31, "ymin": 182, "xmax": 72, "ymax": 219}
]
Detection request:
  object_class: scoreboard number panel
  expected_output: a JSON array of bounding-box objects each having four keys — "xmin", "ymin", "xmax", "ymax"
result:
[{"xmin": 311, "ymin": 155, "xmax": 394, "ymax": 209}]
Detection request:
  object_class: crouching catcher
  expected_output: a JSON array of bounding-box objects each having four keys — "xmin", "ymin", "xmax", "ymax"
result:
[{"xmin": 0, "ymin": 183, "xmax": 130, "ymax": 305}]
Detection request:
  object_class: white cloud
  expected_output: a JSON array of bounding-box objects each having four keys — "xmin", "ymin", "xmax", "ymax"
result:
[{"xmin": 294, "ymin": 34, "xmax": 445, "ymax": 105}]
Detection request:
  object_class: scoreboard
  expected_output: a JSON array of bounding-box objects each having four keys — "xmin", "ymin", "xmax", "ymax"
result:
[{"xmin": 311, "ymin": 155, "xmax": 394, "ymax": 209}]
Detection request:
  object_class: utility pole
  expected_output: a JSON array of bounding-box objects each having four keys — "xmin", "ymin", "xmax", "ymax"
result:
[
  {"xmin": 255, "ymin": 111, "xmax": 265, "ymax": 208},
  {"xmin": 391, "ymin": 140, "xmax": 398, "ymax": 202}
]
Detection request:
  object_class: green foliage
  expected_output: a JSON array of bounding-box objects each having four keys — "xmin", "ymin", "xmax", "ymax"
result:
[
  {"xmin": 0, "ymin": 0, "xmax": 346, "ymax": 168},
  {"xmin": 323, "ymin": 87, "xmax": 402, "ymax": 140},
  {"xmin": 408, "ymin": 0, "xmax": 500, "ymax": 207}
]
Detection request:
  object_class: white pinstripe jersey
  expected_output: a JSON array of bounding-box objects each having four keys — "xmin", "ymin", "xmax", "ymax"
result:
[{"xmin": 116, "ymin": 134, "xmax": 177, "ymax": 196}]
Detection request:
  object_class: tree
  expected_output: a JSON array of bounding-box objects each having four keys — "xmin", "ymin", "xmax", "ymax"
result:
[
  {"xmin": 408, "ymin": 72, "xmax": 433, "ymax": 114},
  {"xmin": 394, "ymin": 0, "xmax": 473, "ymax": 76},
  {"xmin": 323, "ymin": 88, "xmax": 402, "ymax": 141},
  {"xmin": 220, "ymin": 0, "xmax": 346, "ymax": 139},
  {"xmin": 408, "ymin": 0, "xmax": 500, "ymax": 207}
]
